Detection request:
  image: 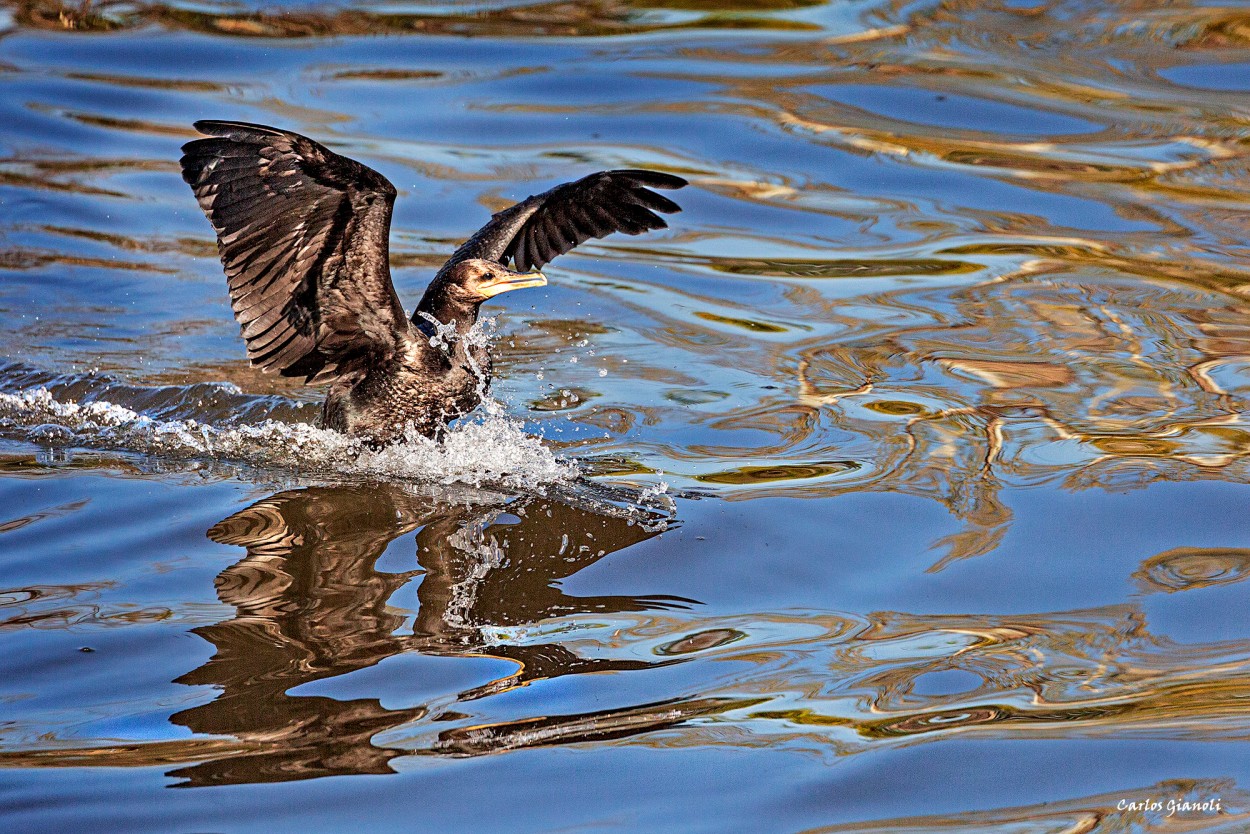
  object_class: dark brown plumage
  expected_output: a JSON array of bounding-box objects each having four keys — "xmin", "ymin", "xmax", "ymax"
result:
[{"xmin": 180, "ymin": 120, "xmax": 686, "ymax": 445}]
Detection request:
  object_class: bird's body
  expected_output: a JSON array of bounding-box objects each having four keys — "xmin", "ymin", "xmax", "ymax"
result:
[
  {"xmin": 320, "ymin": 332, "xmax": 487, "ymax": 442},
  {"xmin": 180, "ymin": 121, "xmax": 685, "ymax": 445}
]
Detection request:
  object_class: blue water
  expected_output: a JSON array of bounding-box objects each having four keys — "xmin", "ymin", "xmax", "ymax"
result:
[{"xmin": 3, "ymin": 0, "xmax": 1250, "ymax": 831}]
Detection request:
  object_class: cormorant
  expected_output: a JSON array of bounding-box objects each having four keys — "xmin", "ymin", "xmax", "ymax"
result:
[{"xmin": 179, "ymin": 120, "xmax": 686, "ymax": 445}]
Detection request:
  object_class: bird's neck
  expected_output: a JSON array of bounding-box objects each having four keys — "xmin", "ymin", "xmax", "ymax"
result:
[{"xmin": 413, "ymin": 294, "xmax": 480, "ymax": 339}]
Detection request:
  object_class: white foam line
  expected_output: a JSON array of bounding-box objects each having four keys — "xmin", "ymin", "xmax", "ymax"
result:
[{"xmin": 0, "ymin": 387, "xmax": 576, "ymax": 489}]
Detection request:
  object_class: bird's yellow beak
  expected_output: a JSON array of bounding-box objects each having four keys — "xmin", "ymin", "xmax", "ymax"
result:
[{"xmin": 480, "ymin": 270, "xmax": 547, "ymax": 298}]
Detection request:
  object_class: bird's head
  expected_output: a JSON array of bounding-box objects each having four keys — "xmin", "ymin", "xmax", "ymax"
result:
[
  {"xmin": 443, "ymin": 259, "xmax": 547, "ymax": 304},
  {"xmin": 415, "ymin": 258, "xmax": 547, "ymax": 332}
]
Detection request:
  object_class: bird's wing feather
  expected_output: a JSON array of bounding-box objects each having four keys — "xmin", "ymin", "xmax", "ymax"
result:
[
  {"xmin": 180, "ymin": 120, "xmax": 408, "ymax": 383},
  {"xmin": 443, "ymin": 169, "xmax": 687, "ymax": 274}
]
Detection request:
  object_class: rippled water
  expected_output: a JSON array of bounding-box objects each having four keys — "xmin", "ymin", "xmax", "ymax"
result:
[{"xmin": 3, "ymin": 0, "xmax": 1250, "ymax": 830}]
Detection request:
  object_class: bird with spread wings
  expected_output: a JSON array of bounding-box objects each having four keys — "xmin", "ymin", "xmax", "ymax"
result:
[{"xmin": 180, "ymin": 120, "xmax": 686, "ymax": 445}]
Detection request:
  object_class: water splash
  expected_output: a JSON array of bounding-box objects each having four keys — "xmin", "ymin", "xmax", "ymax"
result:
[
  {"xmin": 0, "ymin": 382, "xmax": 574, "ymax": 490},
  {"xmin": 415, "ymin": 311, "xmax": 461, "ymax": 355}
]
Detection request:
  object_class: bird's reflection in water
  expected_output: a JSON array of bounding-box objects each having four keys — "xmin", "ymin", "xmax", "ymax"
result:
[{"xmin": 170, "ymin": 483, "xmax": 699, "ymax": 786}]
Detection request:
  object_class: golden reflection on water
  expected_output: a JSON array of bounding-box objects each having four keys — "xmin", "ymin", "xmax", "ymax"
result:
[
  {"xmin": 725, "ymin": 268, "xmax": 1250, "ymax": 564},
  {"xmin": 663, "ymin": 602, "xmax": 1250, "ymax": 756},
  {"xmin": 545, "ymin": 266, "xmax": 1248, "ymax": 564},
  {"xmin": 1135, "ymin": 547, "xmax": 1250, "ymax": 594},
  {"xmin": 7, "ymin": 0, "xmax": 822, "ymax": 37}
]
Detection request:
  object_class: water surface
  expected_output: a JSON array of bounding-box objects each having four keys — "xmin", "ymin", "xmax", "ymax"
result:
[{"xmin": 3, "ymin": 0, "xmax": 1250, "ymax": 831}]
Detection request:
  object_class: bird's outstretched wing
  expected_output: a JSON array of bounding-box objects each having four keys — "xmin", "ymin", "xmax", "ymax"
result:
[
  {"xmin": 181, "ymin": 120, "xmax": 408, "ymax": 383},
  {"xmin": 443, "ymin": 169, "xmax": 688, "ymax": 275}
]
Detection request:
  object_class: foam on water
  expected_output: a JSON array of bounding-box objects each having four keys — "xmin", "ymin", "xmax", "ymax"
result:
[{"xmin": 0, "ymin": 385, "xmax": 576, "ymax": 489}]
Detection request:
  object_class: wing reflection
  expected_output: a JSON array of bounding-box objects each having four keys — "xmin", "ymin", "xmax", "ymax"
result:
[
  {"xmin": 429, "ymin": 696, "xmax": 757, "ymax": 758},
  {"xmin": 168, "ymin": 482, "xmax": 694, "ymax": 786}
]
